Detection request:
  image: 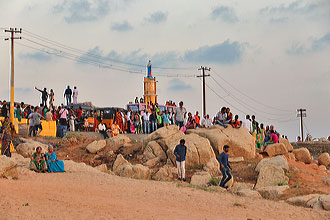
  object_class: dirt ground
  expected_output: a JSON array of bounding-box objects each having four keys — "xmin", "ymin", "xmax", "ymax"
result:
[{"xmin": 1, "ymin": 172, "xmax": 329, "ymax": 220}]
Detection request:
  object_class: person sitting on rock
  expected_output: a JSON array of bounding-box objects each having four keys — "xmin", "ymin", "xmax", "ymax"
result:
[
  {"xmin": 111, "ymin": 120, "xmax": 122, "ymax": 137},
  {"xmin": 218, "ymin": 145, "xmax": 232, "ymax": 189},
  {"xmin": 98, "ymin": 120, "xmax": 109, "ymax": 139},
  {"xmin": 45, "ymin": 146, "xmax": 65, "ymax": 173},
  {"xmin": 215, "ymin": 107, "xmax": 228, "ymax": 128},
  {"xmin": 30, "ymin": 146, "xmax": 47, "ymax": 172},
  {"xmin": 185, "ymin": 112, "xmax": 196, "ymax": 129},
  {"xmin": 231, "ymin": 115, "xmax": 241, "ymax": 128},
  {"xmin": 174, "ymin": 139, "xmax": 187, "ymax": 182}
]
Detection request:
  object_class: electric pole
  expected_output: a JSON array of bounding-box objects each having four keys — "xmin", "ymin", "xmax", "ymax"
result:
[
  {"xmin": 297, "ymin": 109, "xmax": 306, "ymax": 142},
  {"xmin": 197, "ymin": 66, "xmax": 210, "ymax": 117},
  {"xmin": 4, "ymin": 28, "xmax": 21, "ymax": 123}
]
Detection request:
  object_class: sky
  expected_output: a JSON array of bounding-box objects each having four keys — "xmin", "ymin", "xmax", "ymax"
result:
[{"xmin": 0, "ymin": 0, "xmax": 329, "ymax": 141}]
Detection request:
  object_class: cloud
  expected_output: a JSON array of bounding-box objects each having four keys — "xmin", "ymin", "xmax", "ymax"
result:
[
  {"xmin": 183, "ymin": 40, "xmax": 245, "ymax": 64},
  {"xmin": 260, "ymin": 1, "xmax": 321, "ymax": 15},
  {"xmin": 78, "ymin": 39, "xmax": 245, "ymax": 69},
  {"xmin": 19, "ymin": 52, "xmax": 52, "ymax": 62},
  {"xmin": 287, "ymin": 32, "xmax": 330, "ymax": 55},
  {"xmin": 111, "ymin": 21, "xmax": 133, "ymax": 32},
  {"xmin": 211, "ymin": 6, "xmax": 238, "ymax": 23},
  {"xmin": 53, "ymin": 0, "xmax": 110, "ymax": 23},
  {"xmin": 168, "ymin": 79, "xmax": 192, "ymax": 91},
  {"xmin": 144, "ymin": 11, "xmax": 168, "ymax": 24}
]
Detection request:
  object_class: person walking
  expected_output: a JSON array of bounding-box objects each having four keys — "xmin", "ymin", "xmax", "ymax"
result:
[
  {"xmin": 174, "ymin": 139, "xmax": 187, "ymax": 181},
  {"xmin": 64, "ymin": 86, "xmax": 72, "ymax": 106},
  {"xmin": 73, "ymin": 86, "xmax": 78, "ymax": 104},
  {"xmin": 218, "ymin": 145, "xmax": 232, "ymax": 189},
  {"xmin": 35, "ymin": 87, "xmax": 48, "ymax": 107},
  {"xmin": 174, "ymin": 101, "xmax": 187, "ymax": 129}
]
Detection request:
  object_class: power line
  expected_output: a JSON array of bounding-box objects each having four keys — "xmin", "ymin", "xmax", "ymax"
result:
[
  {"xmin": 22, "ymin": 29, "xmax": 196, "ymax": 70},
  {"xmin": 211, "ymin": 69, "xmax": 293, "ymax": 112},
  {"xmin": 210, "ymin": 75, "xmax": 294, "ymax": 117},
  {"xmin": 16, "ymin": 41, "xmax": 197, "ymax": 78}
]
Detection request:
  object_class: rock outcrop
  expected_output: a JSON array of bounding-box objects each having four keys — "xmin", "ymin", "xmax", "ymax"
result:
[
  {"xmin": 257, "ymin": 185, "xmax": 289, "ymax": 199},
  {"xmin": 153, "ymin": 166, "xmax": 177, "ymax": 181},
  {"xmin": 187, "ymin": 126, "xmax": 256, "ymax": 160},
  {"xmin": 113, "ymin": 154, "xmax": 151, "ymax": 180},
  {"xmin": 293, "ymin": 148, "xmax": 312, "ymax": 164},
  {"xmin": 0, "ymin": 155, "xmax": 18, "ymax": 178},
  {"xmin": 264, "ymin": 143, "xmax": 288, "ymax": 157},
  {"xmin": 203, "ymin": 158, "xmax": 220, "ymax": 177},
  {"xmin": 106, "ymin": 135, "xmax": 131, "ymax": 151},
  {"xmin": 16, "ymin": 139, "xmax": 49, "ymax": 158},
  {"xmin": 255, "ymin": 164, "xmax": 289, "ymax": 189},
  {"xmin": 279, "ymin": 138, "xmax": 294, "ymax": 152},
  {"xmin": 86, "ymin": 140, "xmax": 106, "ymax": 154},
  {"xmin": 190, "ymin": 171, "xmax": 211, "ymax": 186},
  {"xmin": 255, "ymin": 155, "xmax": 289, "ymax": 172},
  {"xmin": 318, "ymin": 153, "xmax": 330, "ymax": 167}
]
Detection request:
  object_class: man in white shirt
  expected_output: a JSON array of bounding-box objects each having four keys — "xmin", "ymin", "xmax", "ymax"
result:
[
  {"xmin": 242, "ymin": 115, "xmax": 253, "ymax": 134},
  {"xmin": 201, "ymin": 114, "xmax": 213, "ymax": 128},
  {"xmin": 73, "ymin": 86, "xmax": 78, "ymax": 104},
  {"xmin": 142, "ymin": 111, "xmax": 150, "ymax": 134},
  {"xmin": 174, "ymin": 101, "xmax": 187, "ymax": 129},
  {"xmin": 98, "ymin": 121, "xmax": 109, "ymax": 139}
]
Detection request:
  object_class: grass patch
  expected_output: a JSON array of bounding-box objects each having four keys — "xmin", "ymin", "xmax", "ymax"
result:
[
  {"xmin": 209, "ymin": 177, "xmax": 218, "ymax": 186},
  {"xmin": 176, "ymin": 183, "xmax": 218, "ymax": 193},
  {"xmin": 277, "ymin": 181, "xmax": 288, "ymax": 186},
  {"xmin": 64, "ymin": 133, "xmax": 82, "ymax": 139},
  {"xmin": 22, "ymin": 203, "xmax": 29, "ymax": 207},
  {"xmin": 285, "ymin": 172, "xmax": 293, "ymax": 179}
]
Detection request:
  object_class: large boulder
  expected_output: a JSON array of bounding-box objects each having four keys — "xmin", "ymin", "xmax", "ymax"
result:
[
  {"xmin": 112, "ymin": 154, "xmax": 150, "ymax": 180},
  {"xmin": 106, "ymin": 135, "xmax": 131, "ymax": 150},
  {"xmin": 86, "ymin": 140, "xmax": 106, "ymax": 154},
  {"xmin": 279, "ymin": 138, "xmax": 294, "ymax": 152},
  {"xmin": 190, "ymin": 171, "xmax": 212, "ymax": 186},
  {"xmin": 0, "ymin": 155, "xmax": 18, "ymax": 178},
  {"xmin": 257, "ymin": 185, "xmax": 289, "ymax": 199},
  {"xmin": 153, "ymin": 166, "xmax": 177, "ymax": 181},
  {"xmin": 255, "ymin": 155, "xmax": 289, "ymax": 172},
  {"xmin": 293, "ymin": 148, "xmax": 312, "ymax": 164},
  {"xmin": 112, "ymin": 154, "xmax": 130, "ymax": 171},
  {"xmin": 318, "ymin": 153, "xmax": 330, "ymax": 167},
  {"xmin": 286, "ymin": 194, "xmax": 322, "ymax": 207},
  {"xmin": 166, "ymin": 133, "xmax": 216, "ymax": 168},
  {"xmin": 203, "ymin": 158, "xmax": 220, "ymax": 177},
  {"xmin": 284, "ymin": 153, "xmax": 296, "ymax": 161},
  {"xmin": 16, "ymin": 139, "xmax": 48, "ymax": 158},
  {"xmin": 320, "ymin": 195, "xmax": 330, "ymax": 211},
  {"xmin": 255, "ymin": 164, "xmax": 289, "ymax": 189},
  {"xmin": 143, "ymin": 125, "xmax": 180, "ymax": 148},
  {"xmin": 142, "ymin": 141, "xmax": 167, "ymax": 162},
  {"xmin": 264, "ymin": 143, "xmax": 288, "ymax": 157},
  {"xmin": 187, "ymin": 126, "xmax": 255, "ymax": 160}
]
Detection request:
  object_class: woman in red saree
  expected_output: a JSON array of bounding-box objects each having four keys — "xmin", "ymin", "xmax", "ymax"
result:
[{"xmin": 115, "ymin": 111, "xmax": 124, "ymax": 131}]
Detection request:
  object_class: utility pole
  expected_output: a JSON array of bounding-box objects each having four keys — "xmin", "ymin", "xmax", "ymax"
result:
[
  {"xmin": 297, "ymin": 109, "xmax": 306, "ymax": 142},
  {"xmin": 4, "ymin": 28, "xmax": 21, "ymax": 123},
  {"xmin": 197, "ymin": 66, "xmax": 210, "ymax": 117}
]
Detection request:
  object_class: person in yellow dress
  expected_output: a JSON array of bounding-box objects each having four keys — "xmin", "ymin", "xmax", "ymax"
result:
[{"xmin": 111, "ymin": 120, "xmax": 122, "ymax": 137}]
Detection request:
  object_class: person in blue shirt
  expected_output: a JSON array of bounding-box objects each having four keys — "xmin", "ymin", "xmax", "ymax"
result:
[
  {"xmin": 218, "ymin": 145, "xmax": 232, "ymax": 189},
  {"xmin": 174, "ymin": 139, "xmax": 187, "ymax": 181}
]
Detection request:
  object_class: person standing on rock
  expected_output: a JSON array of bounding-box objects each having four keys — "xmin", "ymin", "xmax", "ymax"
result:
[
  {"xmin": 218, "ymin": 145, "xmax": 232, "ymax": 189},
  {"xmin": 174, "ymin": 139, "xmax": 187, "ymax": 181},
  {"xmin": 73, "ymin": 86, "xmax": 78, "ymax": 104},
  {"xmin": 174, "ymin": 101, "xmax": 187, "ymax": 129}
]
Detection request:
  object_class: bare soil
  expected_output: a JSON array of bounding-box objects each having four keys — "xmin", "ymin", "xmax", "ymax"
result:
[{"xmin": 1, "ymin": 172, "xmax": 329, "ymax": 220}]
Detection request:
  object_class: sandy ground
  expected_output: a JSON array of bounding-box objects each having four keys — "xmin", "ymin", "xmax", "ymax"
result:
[{"xmin": 0, "ymin": 172, "xmax": 329, "ymax": 220}]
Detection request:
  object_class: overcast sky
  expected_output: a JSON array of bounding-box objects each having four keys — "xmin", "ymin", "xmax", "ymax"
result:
[{"xmin": 0, "ymin": 0, "xmax": 329, "ymax": 141}]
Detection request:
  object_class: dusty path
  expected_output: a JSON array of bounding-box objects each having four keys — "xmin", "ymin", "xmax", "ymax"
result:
[{"xmin": 0, "ymin": 172, "xmax": 329, "ymax": 220}]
